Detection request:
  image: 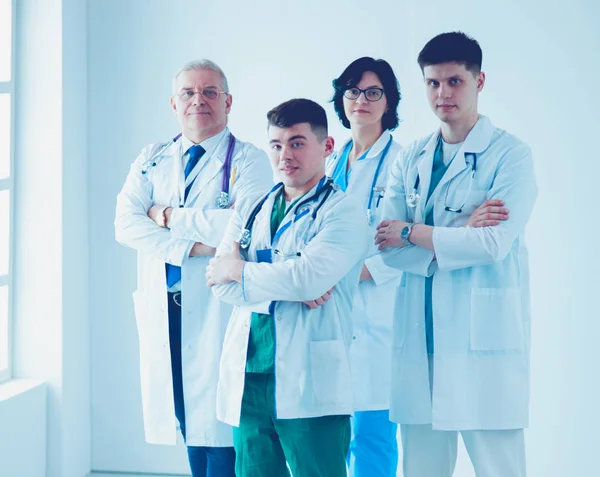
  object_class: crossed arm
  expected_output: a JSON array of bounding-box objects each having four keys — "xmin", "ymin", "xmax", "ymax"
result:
[
  {"xmin": 373, "ymin": 144, "xmax": 536, "ymax": 272},
  {"xmin": 206, "ymin": 200, "xmax": 367, "ymax": 309},
  {"xmin": 374, "ymin": 199, "xmax": 509, "ymax": 252},
  {"xmin": 147, "ymin": 205, "xmax": 216, "ymax": 257},
  {"xmin": 205, "ymin": 241, "xmax": 335, "ymax": 309},
  {"xmin": 354, "ymin": 199, "xmax": 509, "ymax": 283}
]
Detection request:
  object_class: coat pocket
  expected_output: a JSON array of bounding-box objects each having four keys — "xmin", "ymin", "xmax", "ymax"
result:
[
  {"xmin": 309, "ymin": 340, "xmax": 351, "ymax": 405},
  {"xmin": 470, "ymin": 288, "xmax": 524, "ymax": 351}
]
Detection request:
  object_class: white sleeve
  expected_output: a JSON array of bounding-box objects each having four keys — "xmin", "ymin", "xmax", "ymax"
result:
[
  {"xmin": 210, "ymin": 202, "xmax": 273, "ymax": 314},
  {"xmin": 433, "ymin": 144, "xmax": 537, "ymax": 271},
  {"xmin": 379, "ymin": 146, "xmax": 436, "ymax": 277},
  {"xmin": 114, "ymin": 146, "xmax": 193, "ymax": 266},
  {"xmin": 241, "ymin": 197, "xmax": 369, "ymax": 303}
]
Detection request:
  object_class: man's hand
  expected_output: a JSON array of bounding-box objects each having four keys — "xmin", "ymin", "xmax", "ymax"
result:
[
  {"xmin": 190, "ymin": 243, "xmax": 216, "ymax": 257},
  {"xmin": 148, "ymin": 204, "xmax": 172, "ymax": 227},
  {"xmin": 466, "ymin": 200, "xmax": 509, "ymax": 227},
  {"xmin": 206, "ymin": 242, "xmax": 245, "ymax": 287},
  {"xmin": 303, "ymin": 287, "xmax": 335, "ymax": 310},
  {"xmin": 360, "ymin": 265, "xmax": 373, "ymax": 281},
  {"xmin": 374, "ymin": 220, "xmax": 409, "ymax": 250}
]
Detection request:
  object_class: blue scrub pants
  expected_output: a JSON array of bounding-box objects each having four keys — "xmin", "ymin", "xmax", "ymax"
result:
[
  {"xmin": 348, "ymin": 410, "xmax": 399, "ymax": 477},
  {"xmin": 168, "ymin": 292, "xmax": 236, "ymax": 477}
]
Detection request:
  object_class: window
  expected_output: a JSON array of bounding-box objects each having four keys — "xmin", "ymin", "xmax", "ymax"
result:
[{"xmin": 0, "ymin": 0, "xmax": 15, "ymax": 383}]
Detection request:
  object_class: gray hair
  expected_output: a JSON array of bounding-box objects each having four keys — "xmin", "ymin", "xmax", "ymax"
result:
[{"xmin": 172, "ymin": 59, "xmax": 230, "ymax": 95}]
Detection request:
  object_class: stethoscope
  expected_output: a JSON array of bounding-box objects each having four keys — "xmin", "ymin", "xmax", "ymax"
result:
[
  {"xmin": 365, "ymin": 136, "xmax": 393, "ymax": 226},
  {"xmin": 141, "ymin": 132, "xmax": 236, "ymax": 209},
  {"xmin": 406, "ymin": 147, "xmax": 478, "ymax": 214},
  {"xmin": 238, "ymin": 176, "xmax": 337, "ymax": 250}
]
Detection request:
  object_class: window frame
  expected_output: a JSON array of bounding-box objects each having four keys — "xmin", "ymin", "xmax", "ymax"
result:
[{"xmin": 0, "ymin": 0, "xmax": 16, "ymax": 384}]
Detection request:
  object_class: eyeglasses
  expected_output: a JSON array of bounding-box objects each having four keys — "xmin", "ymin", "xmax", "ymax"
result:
[
  {"xmin": 343, "ymin": 87, "xmax": 385, "ymax": 102},
  {"xmin": 176, "ymin": 88, "xmax": 227, "ymax": 102}
]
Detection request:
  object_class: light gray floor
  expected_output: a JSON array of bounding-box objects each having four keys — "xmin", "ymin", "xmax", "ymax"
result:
[{"xmin": 90, "ymin": 473, "xmax": 190, "ymax": 477}]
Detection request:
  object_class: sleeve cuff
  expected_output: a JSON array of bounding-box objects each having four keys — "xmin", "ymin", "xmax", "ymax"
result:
[
  {"xmin": 380, "ymin": 246, "xmax": 436, "ymax": 277},
  {"xmin": 364, "ymin": 254, "xmax": 402, "ymax": 286},
  {"xmin": 166, "ymin": 239, "xmax": 195, "ymax": 266}
]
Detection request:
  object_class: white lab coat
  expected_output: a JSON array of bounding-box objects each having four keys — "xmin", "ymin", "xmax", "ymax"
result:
[
  {"xmin": 115, "ymin": 128, "xmax": 273, "ymax": 446},
  {"xmin": 211, "ymin": 181, "xmax": 368, "ymax": 426},
  {"xmin": 325, "ymin": 130, "xmax": 403, "ymax": 411},
  {"xmin": 381, "ymin": 116, "xmax": 537, "ymax": 430}
]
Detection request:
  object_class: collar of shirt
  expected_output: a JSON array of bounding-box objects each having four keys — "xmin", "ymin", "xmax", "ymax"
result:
[
  {"xmin": 441, "ymin": 139, "xmax": 464, "ymax": 166},
  {"xmin": 180, "ymin": 127, "xmax": 229, "ymax": 166}
]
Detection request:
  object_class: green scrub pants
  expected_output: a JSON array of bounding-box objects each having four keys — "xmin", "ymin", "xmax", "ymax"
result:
[{"xmin": 233, "ymin": 373, "xmax": 350, "ymax": 477}]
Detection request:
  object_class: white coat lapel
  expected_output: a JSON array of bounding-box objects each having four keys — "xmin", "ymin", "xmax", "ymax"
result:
[
  {"xmin": 422, "ymin": 117, "xmax": 494, "ymax": 219},
  {"xmin": 365, "ymin": 130, "xmax": 392, "ymax": 160},
  {"xmin": 434, "ymin": 116, "xmax": 493, "ymax": 193},
  {"xmin": 326, "ymin": 138, "xmax": 351, "ymax": 177},
  {"xmin": 423, "ymin": 145, "xmax": 468, "ymax": 218},
  {"xmin": 414, "ymin": 133, "xmax": 437, "ymax": 223},
  {"xmin": 153, "ymin": 139, "xmax": 183, "ymax": 208},
  {"xmin": 249, "ymin": 188, "xmax": 279, "ymax": 253}
]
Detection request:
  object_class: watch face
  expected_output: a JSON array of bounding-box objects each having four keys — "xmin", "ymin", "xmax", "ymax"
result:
[{"xmin": 401, "ymin": 225, "xmax": 411, "ymax": 245}]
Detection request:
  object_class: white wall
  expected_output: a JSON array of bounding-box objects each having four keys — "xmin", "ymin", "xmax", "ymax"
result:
[
  {"xmin": 88, "ymin": 0, "xmax": 600, "ymax": 475},
  {"xmin": 0, "ymin": 381, "xmax": 46, "ymax": 477},
  {"xmin": 11, "ymin": 0, "xmax": 90, "ymax": 476}
]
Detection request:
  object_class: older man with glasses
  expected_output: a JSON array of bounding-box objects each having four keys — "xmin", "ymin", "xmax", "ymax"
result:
[{"xmin": 115, "ymin": 59, "xmax": 272, "ymax": 476}]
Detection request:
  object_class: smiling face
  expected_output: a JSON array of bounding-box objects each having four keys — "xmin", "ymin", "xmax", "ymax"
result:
[
  {"xmin": 343, "ymin": 71, "xmax": 388, "ymax": 130},
  {"xmin": 170, "ymin": 68, "xmax": 232, "ymax": 143},
  {"xmin": 267, "ymin": 122, "xmax": 334, "ymax": 198},
  {"xmin": 423, "ymin": 62, "xmax": 485, "ymax": 126}
]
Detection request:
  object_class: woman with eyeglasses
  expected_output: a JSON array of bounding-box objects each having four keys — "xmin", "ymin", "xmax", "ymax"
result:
[{"xmin": 326, "ymin": 57, "xmax": 402, "ymax": 477}]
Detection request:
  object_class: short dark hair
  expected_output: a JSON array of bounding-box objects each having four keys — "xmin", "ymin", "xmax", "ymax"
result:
[
  {"xmin": 267, "ymin": 98, "xmax": 328, "ymax": 141},
  {"xmin": 418, "ymin": 32, "xmax": 483, "ymax": 75},
  {"xmin": 330, "ymin": 57, "xmax": 401, "ymax": 131}
]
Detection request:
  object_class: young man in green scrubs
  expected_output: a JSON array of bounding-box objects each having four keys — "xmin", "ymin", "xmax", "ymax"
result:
[{"xmin": 206, "ymin": 98, "xmax": 368, "ymax": 477}]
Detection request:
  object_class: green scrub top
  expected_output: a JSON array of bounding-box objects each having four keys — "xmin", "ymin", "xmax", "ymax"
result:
[
  {"xmin": 424, "ymin": 137, "xmax": 453, "ymax": 355},
  {"xmin": 245, "ymin": 190, "xmax": 305, "ymax": 373}
]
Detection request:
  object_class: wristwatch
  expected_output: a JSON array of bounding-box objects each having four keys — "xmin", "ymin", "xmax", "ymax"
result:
[{"xmin": 400, "ymin": 223, "xmax": 414, "ymax": 247}]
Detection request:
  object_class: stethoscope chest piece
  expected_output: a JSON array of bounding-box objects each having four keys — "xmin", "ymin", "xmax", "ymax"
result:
[
  {"xmin": 406, "ymin": 190, "xmax": 420, "ymax": 208},
  {"xmin": 238, "ymin": 229, "xmax": 252, "ymax": 249},
  {"xmin": 216, "ymin": 191, "xmax": 230, "ymax": 209}
]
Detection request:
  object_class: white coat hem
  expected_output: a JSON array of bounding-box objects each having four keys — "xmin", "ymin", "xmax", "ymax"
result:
[{"xmin": 353, "ymin": 403, "xmax": 391, "ymax": 413}]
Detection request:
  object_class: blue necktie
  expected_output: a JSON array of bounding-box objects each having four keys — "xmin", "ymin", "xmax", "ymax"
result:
[
  {"xmin": 166, "ymin": 144, "xmax": 206, "ymax": 287},
  {"xmin": 184, "ymin": 145, "xmax": 206, "ymax": 202}
]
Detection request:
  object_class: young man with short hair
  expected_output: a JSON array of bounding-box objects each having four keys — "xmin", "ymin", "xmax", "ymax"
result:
[
  {"xmin": 375, "ymin": 32, "xmax": 537, "ymax": 477},
  {"xmin": 206, "ymin": 98, "xmax": 368, "ymax": 477}
]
